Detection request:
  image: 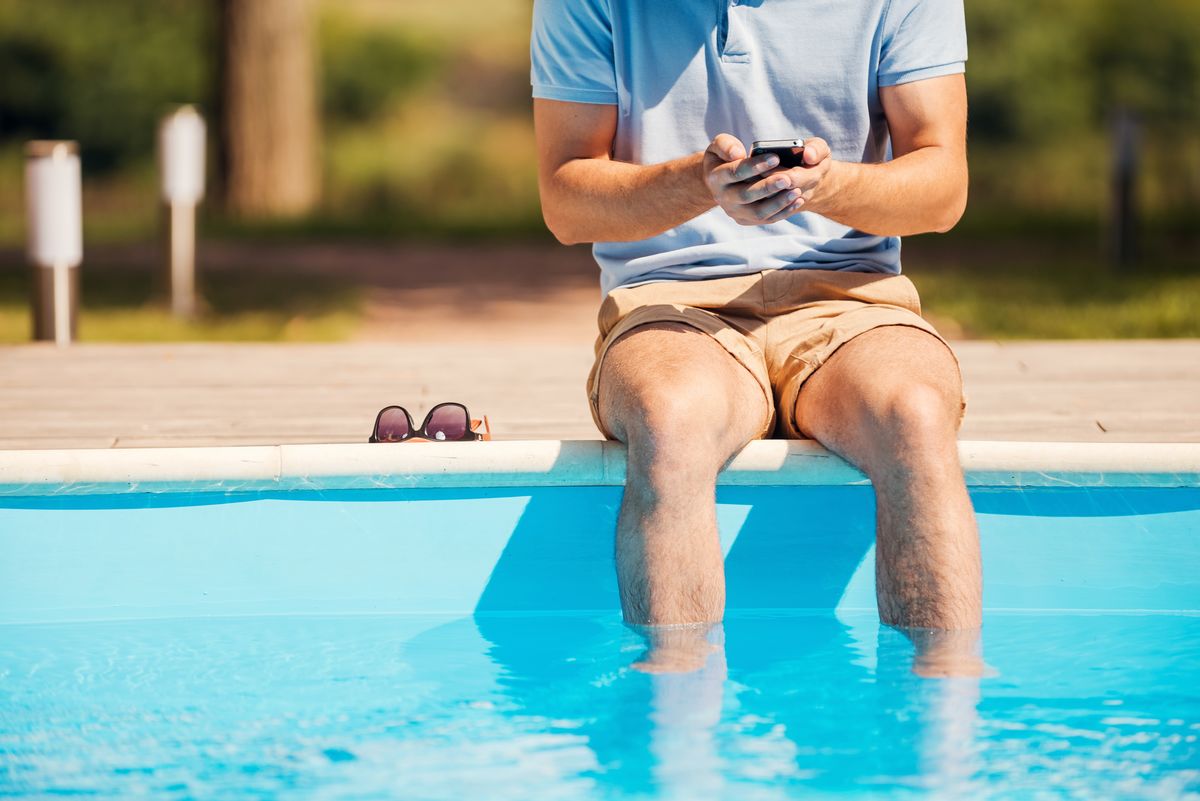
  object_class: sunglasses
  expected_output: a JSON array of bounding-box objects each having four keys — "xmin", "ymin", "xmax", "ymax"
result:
[{"xmin": 369, "ymin": 402, "xmax": 486, "ymax": 443}]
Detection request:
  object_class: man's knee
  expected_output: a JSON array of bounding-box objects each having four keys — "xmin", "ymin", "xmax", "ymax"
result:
[
  {"xmin": 875, "ymin": 380, "xmax": 962, "ymax": 445},
  {"xmin": 613, "ymin": 377, "xmax": 733, "ymax": 463},
  {"xmin": 827, "ymin": 371, "xmax": 964, "ymax": 483},
  {"xmin": 598, "ymin": 327, "xmax": 756, "ymax": 461},
  {"xmin": 832, "ymin": 330, "xmax": 964, "ymax": 452}
]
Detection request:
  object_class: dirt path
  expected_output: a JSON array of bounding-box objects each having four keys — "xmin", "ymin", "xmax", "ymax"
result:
[{"xmin": 1, "ymin": 240, "xmax": 605, "ymax": 345}]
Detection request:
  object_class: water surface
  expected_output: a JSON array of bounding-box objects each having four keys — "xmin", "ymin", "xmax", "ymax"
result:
[{"xmin": 2, "ymin": 611, "xmax": 1197, "ymax": 800}]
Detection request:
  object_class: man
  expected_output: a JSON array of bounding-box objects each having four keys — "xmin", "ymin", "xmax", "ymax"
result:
[{"xmin": 531, "ymin": 0, "xmax": 981, "ymax": 636}]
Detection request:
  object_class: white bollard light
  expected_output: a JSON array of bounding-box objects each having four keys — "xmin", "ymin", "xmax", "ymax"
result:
[
  {"xmin": 25, "ymin": 140, "xmax": 82, "ymax": 346},
  {"xmin": 158, "ymin": 106, "xmax": 206, "ymax": 318}
]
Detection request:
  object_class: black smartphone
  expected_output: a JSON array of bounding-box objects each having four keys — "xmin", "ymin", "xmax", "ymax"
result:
[{"xmin": 750, "ymin": 138, "xmax": 806, "ymax": 169}]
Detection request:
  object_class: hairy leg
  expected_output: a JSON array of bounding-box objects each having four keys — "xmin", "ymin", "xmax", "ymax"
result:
[
  {"xmin": 795, "ymin": 326, "xmax": 982, "ymax": 631},
  {"xmin": 598, "ymin": 322, "xmax": 769, "ymax": 626}
]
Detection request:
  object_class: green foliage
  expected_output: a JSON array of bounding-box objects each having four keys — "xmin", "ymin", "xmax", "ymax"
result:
[
  {"xmin": 0, "ymin": 0, "xmax": 1196, "ymax": 243},
  {"xmin": 964, "ymin": 0, "xmax": 1200, "ymax": 217},
  {"xmin": 966, "ymin": 0, "xmax": 1200, "ymax": 140},
  {"xmin": 1086, "ymin": 0, "xmax": 1200, "ymax": 123},
  {"xmin": 0, "ymin": 0, "xmax": 212, "ymax": 173},
  {"xmin": 320, "ymin": 19, "xmax": 443, "ymax": 126}
]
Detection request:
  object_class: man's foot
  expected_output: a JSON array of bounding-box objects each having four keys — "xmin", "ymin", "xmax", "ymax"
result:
[
  {"xmin": 631, "ymin": 624, "xmax": 720, "ymax": 674},
  {"xmin": 907, "ymin": 627, "xmax": 991, "ymax": 678}
]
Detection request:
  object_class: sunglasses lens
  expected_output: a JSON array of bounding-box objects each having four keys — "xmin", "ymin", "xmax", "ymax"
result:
[
  {"xmin": 426, "ymin": 404, "xmax": 469, "ymax": 441},
  {"xmin": 375, "ymin": 408, "xmax": 411, "ymax": 442}
]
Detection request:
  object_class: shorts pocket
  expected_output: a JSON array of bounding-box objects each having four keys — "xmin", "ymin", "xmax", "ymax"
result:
[{"xmin": 836, "ymin": 274, "xmax": 923, "ymax": 315}]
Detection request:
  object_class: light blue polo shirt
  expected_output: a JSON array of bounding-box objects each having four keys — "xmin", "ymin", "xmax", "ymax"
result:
[{"xmin": 531, "ymin": 0, "xmax": 967, "ymax": 295}]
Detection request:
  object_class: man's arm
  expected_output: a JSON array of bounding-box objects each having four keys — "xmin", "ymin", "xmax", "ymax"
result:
[
  {"xmin": 535, "ymin": 73, "xmax": 967, "ymax": 244},
  {"xmin": 534, "ymin": 100, "xmax": 706, "ymax": 244},
  {"xmin": 799, "ymin": 74, "xmax": 968, "ymax": 236},
  {"xmin": 535, "ymin": 99, "xmax": 800, "ymax": 245}
]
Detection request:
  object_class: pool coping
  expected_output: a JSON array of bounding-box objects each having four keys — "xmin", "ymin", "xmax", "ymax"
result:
[{"xmin": 0, "ymin": 440, "xmax": 1198, "ymax": 496}]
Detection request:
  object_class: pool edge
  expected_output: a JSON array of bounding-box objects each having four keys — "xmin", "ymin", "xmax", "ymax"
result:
[{"xmin": 0, "ymin": 440, "xmax": 1198, "ymax": 495}]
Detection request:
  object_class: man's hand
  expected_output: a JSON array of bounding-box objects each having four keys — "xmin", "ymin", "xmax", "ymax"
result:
[{"xmin": 703, "ymin": 134, "xmax": 834, "ymax": 226}]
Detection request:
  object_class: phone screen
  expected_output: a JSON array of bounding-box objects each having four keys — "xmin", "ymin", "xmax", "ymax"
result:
[{"xmin": 750, "ymin": 145, "xmax": 806, "ymax": 169}]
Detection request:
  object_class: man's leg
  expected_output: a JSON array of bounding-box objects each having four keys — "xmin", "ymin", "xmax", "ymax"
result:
[
  {"xmin": 794, "ymin": 326, "xmax": 981, "ymax": 631},
  {"xmin": 598, "ymin": 322, "xmax": 769, "ymax": 626}
]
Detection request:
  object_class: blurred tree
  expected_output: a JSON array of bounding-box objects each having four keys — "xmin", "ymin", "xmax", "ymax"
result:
[
  {"xmin": 218, "ymin": 0, "xmax": 319, "ymax": 217},
  {"xmin": 0, "ymin": 0, "xmax": 1194, "ymax": 239}
]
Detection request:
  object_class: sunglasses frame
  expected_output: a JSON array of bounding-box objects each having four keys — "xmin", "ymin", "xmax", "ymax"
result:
[{"xmin": 369, "ymin": 402, "xmax": 483, "ymax": 443}]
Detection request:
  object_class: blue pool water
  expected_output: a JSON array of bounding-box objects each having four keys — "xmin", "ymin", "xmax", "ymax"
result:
[
  {"xmin": 2, "ymin": 611, "xmax": 1198, "ymax": 799},
  {"xmin": 3, "ymin": 486, "xmax": 1199, "ymax": 622},
  {"xmin": 1, "ymin": 482, "xmax": 1199, "ymax": 798}
]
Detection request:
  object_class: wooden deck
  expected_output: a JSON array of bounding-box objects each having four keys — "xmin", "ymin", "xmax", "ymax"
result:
[{"xmin": 1, "ymin": 339, "xmax": 1197, "ymax": 449}]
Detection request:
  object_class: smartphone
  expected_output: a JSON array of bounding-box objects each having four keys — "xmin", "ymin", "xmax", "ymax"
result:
[{"xmin": 750, "ymin": 138, "xmax": 806, "ymax": 169}]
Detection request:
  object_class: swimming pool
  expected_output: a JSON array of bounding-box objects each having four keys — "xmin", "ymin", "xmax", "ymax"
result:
[{"xmin": 1, "ymin": 440, "xmax": 1198, "ymax": 799}]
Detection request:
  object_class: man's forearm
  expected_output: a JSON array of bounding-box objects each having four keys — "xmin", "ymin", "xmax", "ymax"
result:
[
  {"xmin": 539, "ymin": 141, "xmax": 966, "ymax": 244},
  {"xmin": 809, "ymin": 146, "xmax": 968, "ymax": 237},
  {"xmin": 541, "ymin": 153, "xmax": 714, "ymax": 245}
]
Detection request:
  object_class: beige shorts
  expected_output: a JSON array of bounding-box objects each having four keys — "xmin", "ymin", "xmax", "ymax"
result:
[{"xmin": 586, "ymin": 268, "xmax": 961, "ymax": 439}]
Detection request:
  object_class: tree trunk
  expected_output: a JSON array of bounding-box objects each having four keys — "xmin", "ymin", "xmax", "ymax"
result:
[{"xmin": 218, "ymin": 0, "xmax": 320, "ymax": 218}]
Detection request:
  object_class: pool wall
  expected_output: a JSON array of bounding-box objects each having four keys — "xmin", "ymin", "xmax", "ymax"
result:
[{"xmin": 1, "ymin": 441, "xmax": 1198, "ymax": 625}]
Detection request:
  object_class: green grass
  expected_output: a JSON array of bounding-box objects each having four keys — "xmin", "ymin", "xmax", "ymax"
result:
[
  {"xmin": 0, "ymin": 265, "xmax": 362, "ymax": 343},
  {"xmin": 2, "ymin": 236, "xmax": 1196, "ymax": 343},
  {"xmin": 907, "ymin": 240, "xmax": 1200, "ymax": 338}
]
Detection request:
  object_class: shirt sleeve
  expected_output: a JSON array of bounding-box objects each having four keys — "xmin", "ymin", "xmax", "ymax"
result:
[
  {"xmin": 530, "ymin": 0, "xmax": 619, "ymax": 105},
  {"xmin": 877, "ymin": 0, "xmax": 968, "ymax": 87}
]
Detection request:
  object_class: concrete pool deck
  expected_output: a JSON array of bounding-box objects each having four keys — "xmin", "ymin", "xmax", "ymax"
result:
[{"xmin": 1, "ymin": 339, "xmax": 1198, "ymax": 449}]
